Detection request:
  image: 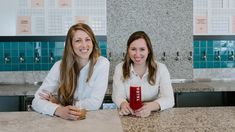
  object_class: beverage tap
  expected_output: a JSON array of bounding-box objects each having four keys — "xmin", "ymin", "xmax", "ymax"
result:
[
  {"xmin": 19, "ymin": 53, "xmax": 25, "ymax": 63},
  {"xmin": 122, "ymin": 52, "xmax": 125, "ymax": 61},
  {"xmin": 188, "ymin": 51, "xmax": 192, "ymax": 61},
  {"xmin": 175, "ymin": 51, "xmax": 180, "ymax": 61},
  {"xmin": 229, "ymin": 51, "xmax": 234, "ymax": 61},
  {"xmin": 108, "ymin": 52, "xmax": 112, "ymax": 61},
  {"xmin": 49, "ymin": 52, "xmax": 54, "ymax": 63},
  {"xmin": 201, "ymin": 51, "xmax": 207, "ymax": 61},
  {"xmin": 161, "ymin": 52, "xmax": 166, "ymax": 61},
  {"xmin": 4, "ymin": 54, "xmax": 10, "ymax": 64},
  {"xmin": 34, "ymin": 50, "xmax": 40, "ymax": 63},
  {"xmin": 215, "ymin": 51, "xmax": 221, "ymax": 61}
]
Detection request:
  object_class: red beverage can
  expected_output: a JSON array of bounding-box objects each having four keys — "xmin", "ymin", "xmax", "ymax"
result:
[{"xmin": 129, "ymin": 86, "xmax": 143, "ymax": 111}]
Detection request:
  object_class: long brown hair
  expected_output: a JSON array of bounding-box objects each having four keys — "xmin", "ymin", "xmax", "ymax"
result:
[
  {"xmin": 58, "ymin": 23, "xmax": 100, "ymax": 106},
  {"xmin": 122, "ymin": 31, "xmax": 157, "ymax": 85}
]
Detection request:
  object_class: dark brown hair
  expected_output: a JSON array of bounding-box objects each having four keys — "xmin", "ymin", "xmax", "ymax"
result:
[{"xmin": 122, "ymin": 31, "xmax": 157, "ymax": 85}]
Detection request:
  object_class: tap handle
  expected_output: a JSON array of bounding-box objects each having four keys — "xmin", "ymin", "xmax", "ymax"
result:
[
  {"xmin": 203, "ymin": 51, "xmax": 206, "ymax": 55},
  {"xmin": 108, "ymin": 52, "xmax": 112, "ymax": 61},
  {"xmin": 50, "ymin": 52, "xmax": 53, "ymax": 57},
  {"xmin": 122, "ymin": 52, "xmax": 125, "ymax": 61},
  {"xmin": 161, "ymin": 52, "xmax": 166, "ymax": 61},
  {"xmin": 188, "ymin": 51, "xmax": 193, "ymax": 61},
  {"xmin": 175, "ymin": 51, "xmax": 180, "ymax": 61}
]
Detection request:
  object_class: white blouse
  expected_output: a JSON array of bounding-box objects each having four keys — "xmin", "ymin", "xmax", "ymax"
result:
[
  {"xmin": 32, "ymin": 56, "xmax": 110, "ymax": 116},
  {"xmin": 112, "ymin": 62, "xmax": 174, "ymax": 111}
]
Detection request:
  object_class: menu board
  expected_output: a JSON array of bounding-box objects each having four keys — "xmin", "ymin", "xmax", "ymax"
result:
[
  {"xmin": 14, "ymin": 0, "xmax": 106, "ymax": 36},
  {"xmin": 195, "ymin": 16, "xmax": 208, "ymax": 34}
]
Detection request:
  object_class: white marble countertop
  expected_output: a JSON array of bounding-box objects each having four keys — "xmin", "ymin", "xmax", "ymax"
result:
[
  {"xmin": 0, "ymin": 110, "xmax": 123, "ymax": 132},
  {"xmin": 0, "ymin": 107, "xmax": 234, "ymax": 132}
]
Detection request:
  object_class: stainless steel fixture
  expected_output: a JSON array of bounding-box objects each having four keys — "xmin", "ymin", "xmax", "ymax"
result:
[
  {"xmin": 108, "ymin": 52, "xmax": 112, "ymax": 61},
  {"xmin": 19, "ymin": 53, "xmax": 25, "ymax": 63},
  {"xmin": 188, "ymin": 51, "xmax": 192, "ymax": 61},
  {"xmin": 49, "ymin": 52, "xmax": 54, "ymax": 63},
  {"xmin": 4, "ymin": 54, "xmax": 10, "ymax": 64},
  {"xmin": 228, "ymin": 51, "xmax": 234, "ymax": 61},
  {"xmin": 122, "ymin": 52, "xmax": 125, "ymax": 61},
  {"xmin": 175, "ymin": 51, "xmax": 180, "ymax": 61},
  {"xmin": 215, "ymin": 51, "xmax": 220, "ymax": 60},
  {"xmin": 161, "ymin": 52, "xmax": 166, "ymax": 61},
  {"xmin": 34, "ymin": 50, "xmax": 40, "ymax": 63},
  {"xmin": 201, "ymin": 51, "xmax": 207, "ymax": 61}
]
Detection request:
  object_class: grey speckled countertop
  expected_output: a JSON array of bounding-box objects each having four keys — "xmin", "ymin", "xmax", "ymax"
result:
[
  {"xmin": 0, "ymin": 107, "xmax": 234, "ymax": 132},
  {"xmin": 0, "ymin": 81, "xmax": 235, "ymax": 96},
  {"xmin": 121, "ymin": 107, "xmax": 235, "ymax": 132}
]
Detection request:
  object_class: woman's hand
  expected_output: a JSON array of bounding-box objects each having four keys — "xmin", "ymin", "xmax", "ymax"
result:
[
  {"xmin": 39, "ymin": 89, "xmax": 59, "ymax": 104},
  {"xmin": 135, "ymin": 102, "xmax": 160, "ymax": 118},
  {"xmin": 119, "ymin": 101, "xmax": 134, "ymax": 116},
  {"xmin": 54, "ymin": 106, "xmax": 80, "ymax": 120}
]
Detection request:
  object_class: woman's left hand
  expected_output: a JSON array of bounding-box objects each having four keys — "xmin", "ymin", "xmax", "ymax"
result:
[
  {"xmin": 134, "ymin": 102, "xmax": 160, "ymax": 118},
  {"xmin": 39, "ymin": 89, "xmax": 59, "ymax": 104}
]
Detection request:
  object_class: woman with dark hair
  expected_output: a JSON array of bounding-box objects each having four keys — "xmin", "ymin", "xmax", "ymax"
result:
[
  {"xmin": 32, "ymin": 23, "xmax": 110, "ymax": 120},
  {"xmin": 112, "ymin": 31, "xmax": 174, "ymax": 118}
]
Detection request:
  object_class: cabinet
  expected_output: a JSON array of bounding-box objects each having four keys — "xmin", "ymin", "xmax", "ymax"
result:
[
  {"xmin": 194, "ymin": 0, "xmax": 235, "ymax": 35},
  {"xmin": 0, "ymin": 96, "xmax": 22, "ymax": 112},
  {"xmin": 175, "ymin": 92, "xmax": 235, "ymax": 107}
]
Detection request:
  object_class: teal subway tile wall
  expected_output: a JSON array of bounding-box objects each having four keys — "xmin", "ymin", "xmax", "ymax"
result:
[
  {"xmin": 0, "ymin": 37, "xmax": 107, "ymax": 71},
  {"xmin": 193, "ymin": 40, "xmax": 235, "ymax": 68}
]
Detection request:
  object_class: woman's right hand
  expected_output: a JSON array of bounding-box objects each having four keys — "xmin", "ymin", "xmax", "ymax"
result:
[
  {"xmin": 54, "ymin": 106, "xmax": 80, "ymax": 120},
  {"xmin": 119, "ymin": 101, "xmax": 134, "ymax": 116}
]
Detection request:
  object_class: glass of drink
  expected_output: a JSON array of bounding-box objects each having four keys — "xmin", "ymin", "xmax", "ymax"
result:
[
  {"xmin": 129, "ymin": 85, "xmax": 143, "ymax": 111},
  {"xmin": 73, "ymin": 100, "xmax": 87, "ymax": 120}
]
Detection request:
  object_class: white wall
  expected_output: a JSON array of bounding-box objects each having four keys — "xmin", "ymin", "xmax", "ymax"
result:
[{"xmin": 0, "ymin": 0, "xmax": 17, "ymax": 36}]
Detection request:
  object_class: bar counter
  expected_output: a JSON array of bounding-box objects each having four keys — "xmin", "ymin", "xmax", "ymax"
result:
[{"xmin": 0, "ymin": 107, "xmax": 234, "ymax": 132}]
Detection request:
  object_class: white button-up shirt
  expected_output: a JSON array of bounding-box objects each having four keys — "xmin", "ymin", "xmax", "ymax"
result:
[
  {"xmin": 32, "ymin": 56, "xmax": 110, "ymax": 116},
  {"xmin": 112, "ymin": 62, "xmax": 174, "ymax": 111}
]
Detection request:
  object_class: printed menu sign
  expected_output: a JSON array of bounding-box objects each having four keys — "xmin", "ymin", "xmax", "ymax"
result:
[
  {"xmin": 76, "ymin": 16, "xmax": 89, "ymax": 24},
  {"xmin": 195, "ymin": 16, "xmax": 208, "ymax": 34},
  {"xmin": 16, "ymin": 16, "xmax": 32, "ymax": 35},
  {"xmin": 58, "ymin": 0, "xmax": 72, "ymax": 8},
  {"xmin": 31, "ymin": 0, "xmax": 44, "ymax": 8}
]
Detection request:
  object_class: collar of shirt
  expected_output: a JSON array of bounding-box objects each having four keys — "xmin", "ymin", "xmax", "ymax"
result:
[{"xmin": 130, "ymin": 63, "xmax": 149, "ymax": 79}]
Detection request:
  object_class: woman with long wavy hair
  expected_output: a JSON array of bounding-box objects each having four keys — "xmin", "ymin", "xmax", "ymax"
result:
[
  {"xmin": 32, "ymin": 23, "xmax": 110, "ymax": 120},
  {"xmin": 112, "ymin": 31, "xmax": 174, "ymax": 118}
]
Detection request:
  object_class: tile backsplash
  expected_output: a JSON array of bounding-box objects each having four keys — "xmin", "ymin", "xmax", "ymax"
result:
[
  {"xmin": 193, "ymin": 40, "xmax": 235, "ymax": 68},
  {"xmin": 0, "ymin": 36, "xmax": 107, "ymax": 71}
]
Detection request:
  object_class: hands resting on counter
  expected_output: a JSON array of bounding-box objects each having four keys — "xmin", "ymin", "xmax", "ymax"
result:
[
  {"xmin": 119, "ymin": 101, "xmax": 160, "ymax": 118},
  {"xmin": 39, "ymin": 89, "xmax": 83, "ymax": 121},
  {"xmin": 39, "ymin": 89, "xmax": 160, "ymax": 119}
]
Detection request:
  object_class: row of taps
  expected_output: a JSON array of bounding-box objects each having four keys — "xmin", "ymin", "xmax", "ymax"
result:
[
  {"xmin": 201, "ymin": 51, "xmax": 234, "ymax": 61},
  {"xmin": 3, "ymin": 51, "xmax": 54, "ymax": 64},
  {"xmin": 108, "ymin": 51, "xmax": 235, "ymax": 61},
  {"xmin": 108, "ymin": 51, "xmax": 193, "ymax": 61}
]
